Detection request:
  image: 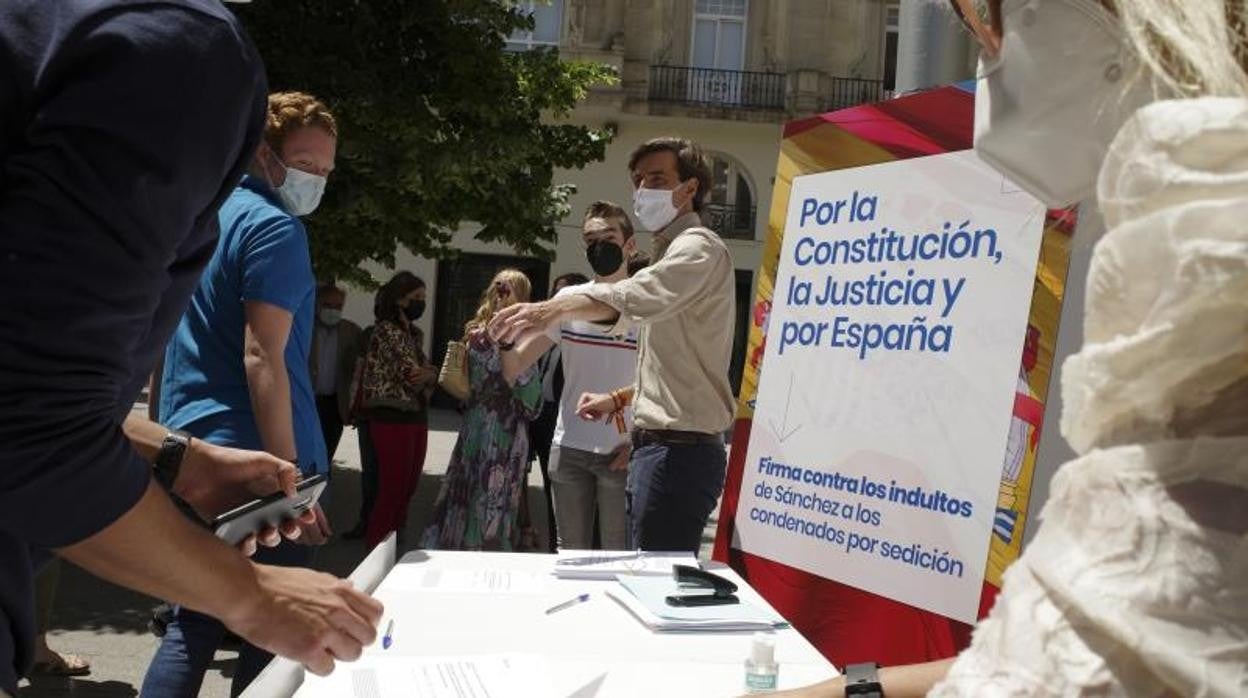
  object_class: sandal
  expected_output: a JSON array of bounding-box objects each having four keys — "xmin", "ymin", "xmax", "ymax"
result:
[{"xmin": 31, "ymin": 652, "xmax": 91, "ymax": 677}]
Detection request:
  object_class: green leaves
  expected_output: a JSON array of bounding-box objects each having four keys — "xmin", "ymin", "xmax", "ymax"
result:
[{"xmin": 235, "ymin": 0, "xmax": 616, "ymax": 287}]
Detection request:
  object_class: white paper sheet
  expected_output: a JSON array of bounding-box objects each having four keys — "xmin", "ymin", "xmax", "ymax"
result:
[
  {"xmin": 605, "ymin": 576, "xmax": 787, "ymax": 632},
  {"xmin": 295, "ymin": 654, "xmax": 548, "ymax": 698},
  {"xmin": 411, "ymin": 568, "xmax": 547, "ymax": 594},
  {"xmin": 553, "ymin": 550, "xmax": 696, "ymax": 580}
]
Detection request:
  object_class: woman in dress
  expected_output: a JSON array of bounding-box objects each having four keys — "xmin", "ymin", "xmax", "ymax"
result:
[{"xmin": 421, "ymin": 269, "xmax": 543, "ymax": 550}]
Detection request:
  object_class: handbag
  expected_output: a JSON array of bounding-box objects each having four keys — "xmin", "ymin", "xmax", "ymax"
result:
[{"xmin": 438, "ymin": 340, "xmax": 471, "ymax": 401}]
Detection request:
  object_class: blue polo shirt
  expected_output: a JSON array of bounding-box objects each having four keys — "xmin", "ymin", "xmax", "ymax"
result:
[{"xmin": 159, "ymin": 176, "xmax": 328, "ymax": 476}]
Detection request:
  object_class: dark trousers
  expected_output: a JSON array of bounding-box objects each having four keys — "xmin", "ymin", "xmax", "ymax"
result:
[
  {"xmin": 355, "ymin": 420, "xmax": 380, "ymax": 529},
  {"xmin": 626, "ymin": 440, "xmax": 727, "ymax": 554},
  {"xmin": 315, "ymin": 394, "xmax": 344, "ymax": 461},
  {"xmin": 141, "ymin": 540, "xmax": 313, "ymax": 698},
  {"xmin": 528, "ymin": 401, "xmax": 560, "ymax": 552}
]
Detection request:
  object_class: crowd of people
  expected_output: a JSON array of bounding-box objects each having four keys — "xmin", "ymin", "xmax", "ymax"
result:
[
  {"xmin": 305, "ymin": 142, "xmax": 729, "ymax": 558},
  {"xmin": 0, "ymin": 31, "xmax": 732, "ymax": 690},
  {"xmin": 265, "ymin": 137, "xmax": 733, "ymax": 562},
  {"xmin": 0, "ymin": 2, "xmax": 735, "ymax": 685},
  {"xmin": 1, "ymin": 0, "xmax": 1244, "ymax": 696}
]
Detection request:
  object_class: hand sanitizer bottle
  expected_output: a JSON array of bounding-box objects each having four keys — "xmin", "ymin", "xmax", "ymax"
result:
[{"xmin": 744, "ymin": 632, "xmax": 779, "ymax": 693}]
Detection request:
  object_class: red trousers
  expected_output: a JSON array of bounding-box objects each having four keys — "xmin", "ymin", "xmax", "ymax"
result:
[{"xmin": 365, "ymin": 421, "xmax": 428, "ymax": 548}]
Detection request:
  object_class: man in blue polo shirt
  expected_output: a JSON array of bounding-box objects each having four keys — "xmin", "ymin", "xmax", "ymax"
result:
[{"xmin": 146, "ymin": 91, "xmax": 338, "ymax": 697}]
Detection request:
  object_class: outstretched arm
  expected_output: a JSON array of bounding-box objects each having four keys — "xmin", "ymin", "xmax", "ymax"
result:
[
  {"xmin": 758, "ymin": 659, "xmax": 956, "ymax": 698},
  {"xmin": 499, "ymin": 328, "xmax": 557, "ymax": 385}
]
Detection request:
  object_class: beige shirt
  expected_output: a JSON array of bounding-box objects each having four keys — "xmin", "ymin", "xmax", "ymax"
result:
[{"xmin": 573, "ymin": 211, "xmax": 735, "ymax": 434}]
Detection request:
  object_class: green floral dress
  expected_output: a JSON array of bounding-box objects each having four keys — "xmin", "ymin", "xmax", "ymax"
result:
[{"xmin": 420, "ymin": 329, "xmax": 541, "ymax": 550}]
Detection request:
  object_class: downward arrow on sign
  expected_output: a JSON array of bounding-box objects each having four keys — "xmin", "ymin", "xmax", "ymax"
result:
[{"xmin": 769, "ymin": 374, "xmax": 801, "ymax": 443}]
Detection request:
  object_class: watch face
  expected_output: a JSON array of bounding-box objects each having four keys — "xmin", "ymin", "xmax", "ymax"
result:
[
  {"xmin": 845, "ymin": 663, "xmax": 882, "ymax": 696},
  {"xmin": 155, "ymin": 432, "xmax": 190, "ymax": 481}
]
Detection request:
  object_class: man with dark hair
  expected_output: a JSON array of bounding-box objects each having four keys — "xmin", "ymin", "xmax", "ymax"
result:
[
  {"xmin": 627, "ymin": 137, "xmax": 713, "ymax": 212},
  {"xmin": 493, "ymin": 139, "xmax": 735, "ymax": 554}
]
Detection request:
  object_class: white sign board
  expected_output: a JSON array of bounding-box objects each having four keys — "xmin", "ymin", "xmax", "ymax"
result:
[{"xmin": 732, "ymin": 151, "xmax": 1045, "ymax": 623}]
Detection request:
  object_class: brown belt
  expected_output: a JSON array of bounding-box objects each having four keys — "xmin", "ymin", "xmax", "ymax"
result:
[{"xmin": 632, "ymin": 428, "xmax": 722, "ymax": 448}]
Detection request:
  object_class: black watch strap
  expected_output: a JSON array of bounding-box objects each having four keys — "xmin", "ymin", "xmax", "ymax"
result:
[
  {"xmin": 845, "ymin": 662, "xmax": 882, "ymax": 698},
  {"xmin": 153, "ymin": 430, "xmax": 192, "ymax": 491}
]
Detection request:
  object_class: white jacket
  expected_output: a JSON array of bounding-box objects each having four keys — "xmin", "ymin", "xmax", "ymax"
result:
[{"xmin": 932, "ymin": 98, "xmax": 1248, "ymax": 697}]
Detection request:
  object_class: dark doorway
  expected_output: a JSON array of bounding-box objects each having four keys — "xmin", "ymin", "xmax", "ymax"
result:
[
  {"xmin": 730, "ymin": 268, "xmax": 754, "ymax": 397},
  {"xmin": 429, "ymin": 253, "xmax": 550, "ymax": 408},
  {"xmin": 884, "ymin": 32, "xmax": 898, "ymax": 91}
]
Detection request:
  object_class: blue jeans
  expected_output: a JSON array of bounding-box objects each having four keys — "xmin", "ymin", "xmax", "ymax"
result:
[
  {"xmin": 141, "ymin": 540, "xmax": 312, "ymax": 698},
  {"xmin": 626, "ymin": 441, "xmax": 727, "ymax": 554}
]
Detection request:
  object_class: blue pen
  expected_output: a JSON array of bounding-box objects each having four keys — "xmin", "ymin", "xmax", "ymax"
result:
[
  {"xmin": 382, "ymin": 619, "xmax": 394, "ymax": 649},
  {"xmin": 545, "ymin": 593, "xmax": 591, "ymax": 615}
]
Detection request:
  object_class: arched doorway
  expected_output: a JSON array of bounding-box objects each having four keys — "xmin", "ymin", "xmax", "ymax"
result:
[{"xmin": 704, "ymin": 151, "xmax": 756, "ymax": 240}]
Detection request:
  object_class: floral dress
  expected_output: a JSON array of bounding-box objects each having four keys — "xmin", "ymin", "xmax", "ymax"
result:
[{"xmin": 420, "ymin": 329, "xmax": 542, "ymax": 550}]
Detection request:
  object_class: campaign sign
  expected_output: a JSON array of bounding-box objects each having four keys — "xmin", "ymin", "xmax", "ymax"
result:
[{"xmin": 732, "ymin": 150, "xmax": 1045, "ymax": 623}]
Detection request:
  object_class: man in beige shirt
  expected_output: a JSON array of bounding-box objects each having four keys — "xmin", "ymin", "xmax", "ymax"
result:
[{"xmin": 492, "ymin": 137, "xmax": 735, "ymax": 553}]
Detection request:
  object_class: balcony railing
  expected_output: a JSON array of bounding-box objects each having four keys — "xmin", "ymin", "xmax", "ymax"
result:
[
  {"xmin": 703, "ymin": 203, "xmax": 756, "ymax": 240},
  {"xmin": 822, "ymin": 77, "xmax": 888, "ymax": 112},
  {"xmin": 649, "ymin": 65, "xmax": 786, "ymax": 110}
]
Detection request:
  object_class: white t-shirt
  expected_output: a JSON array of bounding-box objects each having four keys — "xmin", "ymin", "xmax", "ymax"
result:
[{"xmin": 546, "ymin": 283, "xmax": 639, "ymax": 454}]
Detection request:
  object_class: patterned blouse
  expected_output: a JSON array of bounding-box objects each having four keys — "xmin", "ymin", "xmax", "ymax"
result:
[{"xmin": 359, "ymin": 319, "xmax": 431, "ymax": 420}]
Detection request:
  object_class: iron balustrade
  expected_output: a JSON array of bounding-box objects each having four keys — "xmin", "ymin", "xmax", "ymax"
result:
[
  {"xmin": 823, "ymin": 76, "xmax": 888, "ymax": 111},
  {"xmin": 703, "ymin": 203, "xmax": 757, "ymax": 240},
  {"xmin": 649, "ymin": 65, "xmax": 786, "ymax": 110},
  {"xmin": 648, "ymin": 67, "xmax": 888, "ymax": 113}
]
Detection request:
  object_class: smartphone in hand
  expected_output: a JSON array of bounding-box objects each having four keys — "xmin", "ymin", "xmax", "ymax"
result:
[{"xmin": 211, "ymin": 474, "xmax": 327, "ymax": 546}]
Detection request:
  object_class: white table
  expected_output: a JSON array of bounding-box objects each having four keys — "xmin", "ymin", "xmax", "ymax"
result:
[{"xmin": 258, "ymin": 549, "xmax": 838, "ymax": 697}]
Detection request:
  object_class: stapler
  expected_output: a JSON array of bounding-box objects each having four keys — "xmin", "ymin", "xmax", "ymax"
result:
[{"xmin": 666, "ymin": 564, "xmax": 739, "ymax": 606}]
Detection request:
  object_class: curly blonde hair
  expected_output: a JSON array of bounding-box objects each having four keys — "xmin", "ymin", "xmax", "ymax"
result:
[
  {"xmin": 464, "ymin": 268, "xmax": 531, "ymax": 337},
  {"xmin": 1115, "ymin": 0, "xmax": 1248, "ymax": 97},
  {"xmin": 264, "ymin": 91, "xmax": 338, "ymax": 152}
]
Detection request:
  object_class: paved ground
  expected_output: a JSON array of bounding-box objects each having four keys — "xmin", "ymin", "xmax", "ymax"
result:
[{"xmin": 20, "ymin": 409, "xmax": 723, "ymax": 697}]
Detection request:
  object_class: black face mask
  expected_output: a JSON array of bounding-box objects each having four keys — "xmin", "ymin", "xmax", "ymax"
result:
[
  {"xmin": 586, "ymin": 240, "xmax": 624, "ymax": 277},
  {"xmin": 404, "ymin": 300, "xmax": 426, "ymax": 321}
]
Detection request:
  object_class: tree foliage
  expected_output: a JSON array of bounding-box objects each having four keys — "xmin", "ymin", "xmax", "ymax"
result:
[{"xmin": 234, "ymin": 0, "xmax": 617, "ymax": 286}]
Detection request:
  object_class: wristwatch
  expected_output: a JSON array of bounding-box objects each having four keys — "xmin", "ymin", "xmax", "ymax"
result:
[
  {"xmin": 845, "ymin": 663, "xmax": 882, "ymax": 698},
  {"xmin": 153, "ymin": 430, "xmax": 192, "ymax": 491}
]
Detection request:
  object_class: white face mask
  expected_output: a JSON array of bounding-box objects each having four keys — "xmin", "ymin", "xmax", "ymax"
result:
[
  {"xmin": 633, "ymin": 186, "xmax": 682, "ymax": 233},
  {"xmin": 318, "ymin": 308, "xmax": 342, "ymax": 326},
  {"xmin": 273, "ymin": 155, "xmax": 327, "ymax": 217},
  {"xmin": 972, "ymin": 0, "xmax": 1154, "ymax": 208}
]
